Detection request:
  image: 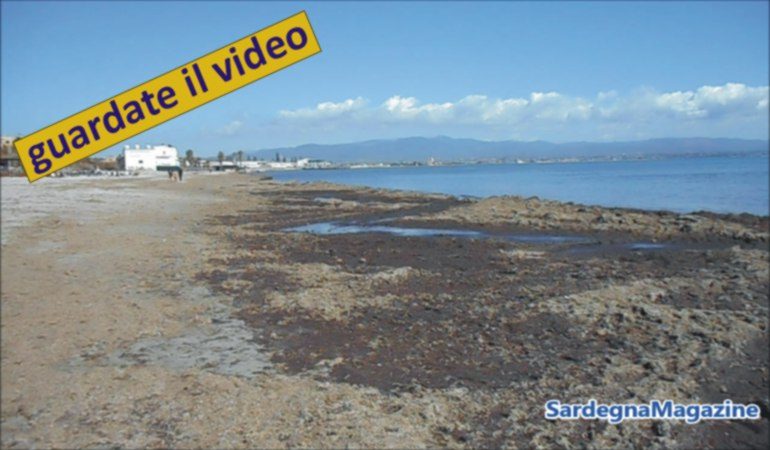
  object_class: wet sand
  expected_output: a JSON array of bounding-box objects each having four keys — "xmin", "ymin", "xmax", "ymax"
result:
[{"xmin": 2, "ymin": 173, "xmax": 768, "ymax": 448}]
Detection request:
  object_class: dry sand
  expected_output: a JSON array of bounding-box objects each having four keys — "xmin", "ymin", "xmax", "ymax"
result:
[{"xmin": 1, "ymin": 174, "xmax": 466, "ymax": 448}]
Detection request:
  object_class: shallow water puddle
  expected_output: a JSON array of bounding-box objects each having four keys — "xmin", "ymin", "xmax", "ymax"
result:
[
  {"xmin": 286, "ymin": 221, "xmax": 595, "ymax": 244},
  {"xmin": 285, "ymin": 221, "xmax": 680, "ymax": 253},
  {"xmin": 628, "ymin": 242, "xmax": 668, "ymax": 250}
]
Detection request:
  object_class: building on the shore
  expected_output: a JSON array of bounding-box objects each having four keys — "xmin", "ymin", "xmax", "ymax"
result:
[
  {"xmin": 304, "ymin": 159, "xmax": 333, "ymax": 169},
  {"xmin": 184, "ymin": 157, "xmax": 208, "ymax": 169},
  {"xmin": 1, "ymin": 136, "xmax": 22, "ymax": 174},
  {"xmin": 212, "ymin": 161, "xmax": 238, "ymax": 171},
  {"xmin": 238, "ymin": 160, "xmax": 266, "ymax": 171},
  {"xmin": 122, "ymin": 144, "xmax": 180, "ymax": 171},
  {"xmin": 90, "ymin": 156, "xmax": 119, "ymax": 171}
]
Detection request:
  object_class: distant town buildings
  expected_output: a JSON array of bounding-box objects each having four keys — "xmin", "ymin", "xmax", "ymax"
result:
[
  {"xmin": 117, "ymin": 144, "xmax": 334, "ymax": 173},
  {"xmin": 236, "ymin": 158, "xmax": 331, "ymax": 171},
  {"xmin": 122, "ymin": 144, "xmax": 179, "ymax": 171}
]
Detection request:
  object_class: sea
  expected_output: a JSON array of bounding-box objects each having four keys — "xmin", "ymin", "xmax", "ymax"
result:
[{"xmin": 268, "ymin": 154, "xmax": 769, "ymax": 216}]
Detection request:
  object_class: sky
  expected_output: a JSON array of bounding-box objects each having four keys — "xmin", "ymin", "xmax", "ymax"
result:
[{"xmin": 1, "ymin": 1, "xmax": 768, "ymax": 156}]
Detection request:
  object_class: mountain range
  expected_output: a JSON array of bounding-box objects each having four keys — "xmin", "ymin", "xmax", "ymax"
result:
[{"xmin": 248, "ymin": 137, "xmax": 768, "ymax": 163}]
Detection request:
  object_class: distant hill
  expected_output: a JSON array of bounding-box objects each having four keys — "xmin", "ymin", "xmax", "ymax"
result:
[{"xmin": 249, "ymin": 137, "xmax": 769, "ymax": 163}]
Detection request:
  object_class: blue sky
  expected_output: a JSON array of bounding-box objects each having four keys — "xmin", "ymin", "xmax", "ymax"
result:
[{"xmin": 2, "ymin": 1, "xmax": 768, "ymax": 156}]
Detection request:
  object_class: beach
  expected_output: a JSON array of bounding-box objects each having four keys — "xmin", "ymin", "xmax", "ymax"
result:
[{"xmin": 1, "ymin": 172, "xmax": 768, "ymax": 448}]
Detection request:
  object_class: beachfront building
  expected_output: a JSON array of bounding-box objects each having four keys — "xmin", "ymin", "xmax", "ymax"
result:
[
  {"xmin": 238, "ymin": 160, "xmax": 267, "ymax": 171},
  {"xmin": 264, "ymin": 160, "xmax": 297, "ymax": 170},
  {"xmin": 122, "ymin": 144, "xmax": 180, "ymax": 171},
  {"xmin": 212, "ymin": 161, "xmax": 238, "ymax": 171},
  {"xmin": 1, "ymin": 136, "xmax": 21, "ymax": 173}
]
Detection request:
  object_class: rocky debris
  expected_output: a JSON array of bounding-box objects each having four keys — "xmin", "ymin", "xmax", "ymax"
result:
[
  {"xmin": 312, "ymin": 196, "xmax": 419, "ymax": 212},
  {"xmin": 370, "ymin": 266, "xmax": 418, "ymax": 282},
  {"xmin": 16, "ymin": 176, "xmax": 757, "ymax": 449},
  {"xmin": 191, "ymin": 180, "xmax": 769, "ymax": 448},
  {"xmin": 500, "ymin": 249, "xmax": 546, "ymax": 260},
  {"xmin": 259, "ymin": 263, "xmax": 428, "ymax": 320},
  {"xmin": 412, "ymin": 195, "xmax": 769, "ymax": 244}
]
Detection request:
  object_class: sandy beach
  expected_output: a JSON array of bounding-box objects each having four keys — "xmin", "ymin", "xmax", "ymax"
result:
[{"xmin": 1, "ymin": 173, "xmax": 768, "ymax": 448}]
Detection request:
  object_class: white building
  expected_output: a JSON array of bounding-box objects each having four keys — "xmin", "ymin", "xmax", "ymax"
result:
[
  {"xmin": 122, "ymin": 144, "xmax": 179, "ymax": 171},
  {"xmin": 236, "ymin": 158, "xmax": 332, "ymax": 172},
  {"xmin": 212, "ymin": 161, "xmax": 238, "ymax": 171},
  {"xmin": 303, "ymin": 159, "xmax": 333, "ymax": 169},
  {"xmin": 238, "ymin": 160, "xmax": 267, "ymax": 171}
]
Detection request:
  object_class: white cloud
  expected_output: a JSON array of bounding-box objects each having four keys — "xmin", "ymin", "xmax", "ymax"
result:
[
  {"xmin": 382, "ymin": 96, "xmax": 454, "ymax": 122},
  {"xmin": 650, "ymin": 84, "xmax": 760, "ymax": 119},
  {"xmin": 216, "ymin": 120, "xmax": 243, "ymax": 136},
  {"xmin": 277, "ymin": 83, "xmax": 767, "ymax": 130},
  {"xmin": 278, "ymin": 97, "xmax": 367, "ymax": 119},
  {"xmin": 655, "ymin": 91, "xmax": 708, "ymax": 118},
  {"xmin": 241, "ymin": 83, "xmax": 768, "ymax": 144}
]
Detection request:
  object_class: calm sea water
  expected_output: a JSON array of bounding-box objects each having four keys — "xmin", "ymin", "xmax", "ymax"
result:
[{"xmin": 269, "ymin": 155, "xmax": 769, "ymax": 215}]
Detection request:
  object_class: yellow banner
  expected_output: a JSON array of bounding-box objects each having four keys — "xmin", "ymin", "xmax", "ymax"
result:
[{"xmin": 14, "ymin": 11, "xmax": 321, "ymax": 182}]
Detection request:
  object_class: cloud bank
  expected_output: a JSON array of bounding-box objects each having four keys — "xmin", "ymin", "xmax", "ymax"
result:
[{"xmin": 268, "ymin": 83, "xmax": 768, "ymax": 143}]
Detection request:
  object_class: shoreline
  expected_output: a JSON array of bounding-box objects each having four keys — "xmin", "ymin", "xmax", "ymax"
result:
[
  {"xmin": 2, "ymin": 173, "xmax": 768, "ymax": 448},
  {"xmin": 264, "ymin": 153, "xmax": 770, "ymax": 218}
]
